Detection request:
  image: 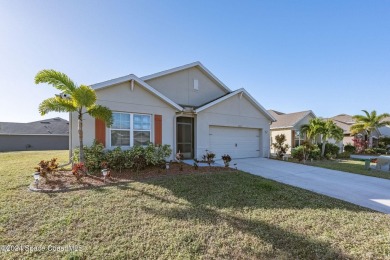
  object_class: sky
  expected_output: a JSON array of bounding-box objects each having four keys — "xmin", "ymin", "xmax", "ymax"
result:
[{"xmin": 1, "ymin": 0, "xmax": 389, "ymax": 122}]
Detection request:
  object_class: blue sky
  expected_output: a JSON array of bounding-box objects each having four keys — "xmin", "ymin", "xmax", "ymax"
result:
[{"xmin": 1, "ymin": 0, "xmax": 389, "ymax": 122}]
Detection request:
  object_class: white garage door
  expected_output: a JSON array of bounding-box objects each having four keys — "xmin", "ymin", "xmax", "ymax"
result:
[{"xmin": 209, "ymin": 126, "xmax": 261, "ymax": 159}]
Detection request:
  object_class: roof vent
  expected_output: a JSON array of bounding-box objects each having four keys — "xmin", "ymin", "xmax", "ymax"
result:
[{"xmin": 193, "ymin": 79, "xmax": 199, "ymax": 91}]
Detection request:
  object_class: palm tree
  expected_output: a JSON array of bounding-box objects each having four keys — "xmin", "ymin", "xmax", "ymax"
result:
[
  {"xmin": 319, "ymin": 120, "xmax": 344, "ymax": 157},
  {"xmin": 301, "ymin": 118, "xmax": 343, "ymax": 157},
  {"xmin": 35, "ymin": 70, "xmax": 112, "ymax": 163},
  {"xmin": 351, "ymin": 110, "xmax": 390, "ymax": 148},
  {"xmin": 300, "ymin": 118, "xmax": 324, "ymax": 144}
]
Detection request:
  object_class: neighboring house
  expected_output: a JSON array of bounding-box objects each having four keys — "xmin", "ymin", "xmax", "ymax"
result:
[
  {"xmin": 328, "ymin": 114, "xmax": 381, "ymax": 150},
  {"xmin": 70, "ymin": 62, "xmax": 275, "ymax": 159},
  {"xmin": 268, "ymin": 110, "xmax": 316, "ymax": 154},
  {"xmin": 0, "ymin": 117, "xmax": 69, "ymax": 152},
  {"xmin": 378, "ymin": 117, "xmax": 390, "ymax": 138}
]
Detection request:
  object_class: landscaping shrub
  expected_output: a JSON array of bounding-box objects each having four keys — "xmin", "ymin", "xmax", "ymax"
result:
[
  {"xmin": 72, "ymin": 162, "xmax": 87, "ymax": 180},
  {"xmin": 73, "ymin": 142, "xmax": 172, "ymax": 173},
  {"xmin": 34, "ymin": 158, "xmax": 59, "ymax": 179},
  {"xmin": 292, "ymin": 143, "xmax": 320, "ymax": 162},
  {"xmin": 373, "ymin": 148, "xmax": 387, "ymax": 155},
  {"xmin": 352, "ymin": 138, "xmax": 368, "ymax": 154},
  {"xmin": 106, "ymin": 147, "xmax": 127, "ymax": 173},
  {"xmin": 202, "ymin": 150, "xmax": 216, "ymax": 166},
  {"xmin": 364, "ymin": 148, "xmax": 376, "ymax": 155},
  {"xmin": 308, "ymin": 146, "xmax": 321, "ymax": 160},
  {"xmin": 73, "ymin": 141, "xmax": 106, "ymax": 172},
  {"xmin": 291, "ymin": 146, "xmax": 305, "ymax": 162},
  {"xmin": 318, "ymin": 143, "xmax": 339, "ymax": 159},
  {"xmin": 337, "ymin": 152, "xmax": 351, "ymax": 159},
  {"xmin": 221, "ymin": 154, "xmax": 232, "ymax": 167},
  {"xmin": 272, "ymin": 134, "xmax": 289, "ymax": 158},
  {"xmin": 344, "ymin": 144, "xmax": 356, "ymax": 153},
  {"xmin": 378, "ymin": 137, "xmax": 390, "ymax": 149}
]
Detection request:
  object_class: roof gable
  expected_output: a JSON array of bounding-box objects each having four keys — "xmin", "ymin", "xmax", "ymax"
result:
[
  {"xmin": 270, "ymin": 110, "xmax": 316, "ymax": 129},
  {"xmin": 0, "ymin": 117, "xmax": 69, "ymax": 135},
  {"xmin": 141, "ymin": 62, "xmax": 231, "ymax": 93},
  {"xmin": 91, "ymin": 74, "xmax": 183, "ymax": 111},
  {"xmin": 195, "ymin": 88, "xmax": 276, "ymax": 122}
]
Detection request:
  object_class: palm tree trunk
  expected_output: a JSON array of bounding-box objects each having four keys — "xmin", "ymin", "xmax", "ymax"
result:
[
  {"xmin": 78, "ymin": 111, "xmax": 85, "ymax": 163},
  {"xmin": 321, "ymin": 141, "xmax": 326, "ymax": 157},
  {"xmin": 368, "ymin": 132, "xmax": 373, "ymax": 148}
]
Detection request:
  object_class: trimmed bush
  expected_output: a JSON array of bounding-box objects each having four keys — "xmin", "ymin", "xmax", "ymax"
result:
[
  {"xmin": 291, "ymin": 146, "xmax": 305, "ymax": 162},
  {"xmin": 73, "ymin": 142, "xmax": 172, "ymax": 173},
  {"xmin": 364, "ymin": 148, "xmax": 376, "ymax": 155},
  {"xmin": 344, "ymin": 144, "xmax": 356, "ymax": 153},
  {"xmin": 373, "ymin": 148, "xmax": 387, "ymax": 155},
  {"xmin": 319, "ymin": 143, "xmax": 340, "ymax": 159},
  {"xmin": 73, "ymin": 141, "xmax": 106, "ymax": 172},
  {"xmin": 337, "ymin": 152, "xmax": 351, "ymax": 159}
]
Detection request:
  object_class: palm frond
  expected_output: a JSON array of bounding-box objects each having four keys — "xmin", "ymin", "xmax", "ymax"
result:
[
  {"xmin": 35, "ymin": 70, "xmax": 77, "ymax": 94},
  {"xmin": 72, "ymin": 85, "xmax": 97, "ymax": 108},
  {"xmin": 38, "ymin": 97, "xmax": 77, "ymax": 115},
  {"xmin": 87, "ymin": 104, "xmax": 113, "ymax": 126}
]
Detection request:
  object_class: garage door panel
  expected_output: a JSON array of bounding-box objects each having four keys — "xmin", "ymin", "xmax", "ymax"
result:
[{"xmin": 209, "ymin": 126, "xmax": 261, "ymax": 159}]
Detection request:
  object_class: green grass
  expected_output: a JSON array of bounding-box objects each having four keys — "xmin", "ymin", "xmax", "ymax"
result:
[
  {"xmin": 0, "ymin": 151, "xmax": 389, "ymax": 259},
  {"xmin": 308, "ymin": 159, "xmax": 390, "ymax": 180}
]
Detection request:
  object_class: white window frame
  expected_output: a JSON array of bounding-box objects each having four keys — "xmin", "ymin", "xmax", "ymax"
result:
[
  {"xmin": 133, "ymin": 113, "xmax": 152, "ymax": 146},
  {"xmin": 109, "ymin": 112, "xmax": 152, "ymax": 148}
]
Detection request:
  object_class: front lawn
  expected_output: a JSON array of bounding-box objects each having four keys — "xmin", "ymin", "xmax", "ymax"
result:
[
  {"xmin": 0, "ymin": 151, "xmax": 389, "ymax": 259},
  {"xmin": 308, "ymin": 159, "xmax": 390, "ymax": 180}
]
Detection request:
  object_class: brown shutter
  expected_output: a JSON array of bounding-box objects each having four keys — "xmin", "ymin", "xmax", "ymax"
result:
[
  {"xmin": 291, "ymin": 130, "xmax": 295, "ymax": 148},
  {"xmin": 154, "ymin": 115, "xmax": 162, "ymax": 145},
  {"xmin": 95, "ymin": 119, "xmax": 106, "ymax": 147}
]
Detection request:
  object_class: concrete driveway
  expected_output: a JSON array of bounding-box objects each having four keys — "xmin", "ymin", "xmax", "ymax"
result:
[{"xmin": 231, "ymin": 158, "xmax": 390, "ymax": 214}]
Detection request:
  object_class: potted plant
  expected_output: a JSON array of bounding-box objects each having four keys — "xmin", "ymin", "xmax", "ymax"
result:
[{"xmin": 221, "ymin": 154, "xmax": 232, "ymax": 167}]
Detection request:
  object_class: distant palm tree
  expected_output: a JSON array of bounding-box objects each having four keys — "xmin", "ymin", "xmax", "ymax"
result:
[
  {"xmin": 319, "ymin": 120, "xmax": 344, "ymax": 157},
  {"xmin": 301, "ymin": 118, "xmax": 343, "ymax": 157},
  {"xmin": 300, "ymin": 118, "xmax": 324, "ymax": 144},
  {"xmin": 35, "ymin": 70, "xmax": 112, "ymax": 163},
  {"xmin": 351, "ymin": 110, "xmax": 390, "ymax": 148}
]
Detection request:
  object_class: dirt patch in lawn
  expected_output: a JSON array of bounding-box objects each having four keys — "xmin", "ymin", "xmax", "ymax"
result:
[{"xmin": 30, "ymin": 163, "xmax": 236, "ymax": 192}]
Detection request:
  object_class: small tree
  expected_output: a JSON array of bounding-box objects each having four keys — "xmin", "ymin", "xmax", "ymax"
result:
[
  {"xmin": 35, "ymin": 70, "xmax": 113, "ymax": 163},
  {"xmin": 272, "ymin": 134, "xmax": 290, "ymax": 158},
  {"xmin": 351, "ymin": 110, "xmax": 390, "ymax": 148},
  {"xmin": 352, "ymin": 137, "xmax": 368, "ymax": 154}
]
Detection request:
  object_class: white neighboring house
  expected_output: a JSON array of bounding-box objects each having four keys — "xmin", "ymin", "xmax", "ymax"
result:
[{"xmin": 70, "ymin": 62, "xmax": 275, "ymax": 160}]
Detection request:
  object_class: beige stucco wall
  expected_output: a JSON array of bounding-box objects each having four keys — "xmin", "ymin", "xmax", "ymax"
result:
[
  {"xmin": 144, "ymin": 67, "xmax": 227, "ymax": 107},
  {"xmin": 196, "ymin": 94, "xmax": 271, "ymax": 159},
  {"xmin": 71, "ymin": 81, "xmax": 177, "ymax": 154},
  {"xmin": 270, "ymin": 129, "xmax": 293, "ymax": 154},
  {"xmin": 270, "ymin": 113, "xmax": 315, "ymax": 154}
]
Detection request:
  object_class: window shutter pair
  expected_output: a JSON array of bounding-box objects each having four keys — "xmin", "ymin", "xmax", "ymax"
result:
[{"xmin": 94, "ymin": 115, "xmax": 162, "ymax": 147}]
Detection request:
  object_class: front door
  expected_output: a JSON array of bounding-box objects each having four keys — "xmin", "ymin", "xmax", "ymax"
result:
[{"xmin": 176, "ymin": 117, "xmax": 194, "ymax": 159}]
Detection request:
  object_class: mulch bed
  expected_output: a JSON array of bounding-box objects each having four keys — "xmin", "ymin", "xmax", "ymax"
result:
[{"xmin": 29, "ymin": 163, "xmax": 236, "ymax": 192}]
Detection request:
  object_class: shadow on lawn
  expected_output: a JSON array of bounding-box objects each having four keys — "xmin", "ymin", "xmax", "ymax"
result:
[
  {"xmin": 133, "ymin": 171, "xmax": 372, "ymax": 258},
  {"xmin": 143, "ymin": 171, "xmax": 372, "ymax": 213},
  {"xmin": 142, "ymin": 205, "xmax": 348, "ymax": 259}
]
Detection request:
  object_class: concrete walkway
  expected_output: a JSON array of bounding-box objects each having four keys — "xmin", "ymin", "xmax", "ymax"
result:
[{"xmin": 230, "ymin": 158, "xmax": 390, "ymax": 214}]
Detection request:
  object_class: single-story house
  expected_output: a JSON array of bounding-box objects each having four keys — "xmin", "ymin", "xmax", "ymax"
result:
[
  {"xmin": 328, "ymin": 114, "xmax": 381, "ymax": 150},
  {"xmin": 378, "ymin": 117, "xmax": 390, "ymax": 138},
  {"xmin": 268, "ymin": 110, "xmax": 316, "ymax": 154},
  {"xmin": 70, "ymin": 62, "xmax": 275, "ymax": 160},
  {"xmin": 0, "ymin": 117, "xmax": 69, "ymax": 152}
]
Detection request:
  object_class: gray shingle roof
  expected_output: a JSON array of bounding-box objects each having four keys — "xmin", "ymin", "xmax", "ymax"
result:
[
  {"xmin": 0, "ymin": 117, "xmax": 69, "ymax": 135},
  {"xmin": 268, "ymin": 110, "xmax": 313, "ymax": 129}
]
